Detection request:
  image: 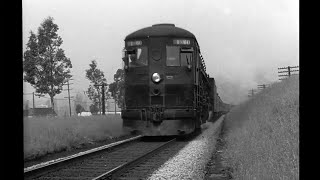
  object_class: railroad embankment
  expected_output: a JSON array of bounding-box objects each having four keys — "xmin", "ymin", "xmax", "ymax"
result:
[
  {"xmin": 23, "ymin": 115, "xmax": 128, "ymax": 161},
  {"xmin": 212, "ymin": 76, "xmax": 299, "ymax": 179},
  {"xmin": 146, "ymin": 117, "xmax": 225, "ymax": 179}
]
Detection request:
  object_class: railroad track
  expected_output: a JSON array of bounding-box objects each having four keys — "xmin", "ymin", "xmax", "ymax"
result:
[{"xmin": 24, "ymin": 135, "xmax": 176, "ymax": 180}]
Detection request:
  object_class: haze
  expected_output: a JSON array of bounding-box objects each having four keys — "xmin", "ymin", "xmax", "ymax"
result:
[{"xmin": 23, "ymin": 0, "xmax": 299, "ymax": 105}]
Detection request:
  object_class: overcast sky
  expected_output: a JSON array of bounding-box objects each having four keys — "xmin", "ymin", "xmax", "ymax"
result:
[{"xmin": 23, "ymin": 0, "xmax": 299, "ymax": 105}]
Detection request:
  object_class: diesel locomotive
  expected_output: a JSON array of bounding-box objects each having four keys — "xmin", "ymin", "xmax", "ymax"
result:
[{"xmin": 121, "ymin": 24, "xmax": 229, "ymax": 136}]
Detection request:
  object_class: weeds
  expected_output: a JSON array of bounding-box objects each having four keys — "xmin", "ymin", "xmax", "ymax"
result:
[
  {"xmin": 221, "ymin": 76, "xmax": 299, "ymax": 179},
  {"xmin": 23, "ymin": 115, "xmax": 127, "ymax": 160}
]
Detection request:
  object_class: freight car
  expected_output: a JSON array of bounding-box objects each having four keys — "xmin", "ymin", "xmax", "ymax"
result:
[
  {"xmin": 121, "ymin": 24, "xmax": 229, "ymax": 136},
  {"xmin": 208, "ymin": 78, "xmax": 230, "ymax": 121}
]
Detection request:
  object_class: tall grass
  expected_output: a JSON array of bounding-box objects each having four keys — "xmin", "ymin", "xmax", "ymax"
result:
[
  {"xmin": 221, "ymin": 76, "xmax": 299, "ymax": 179},
  {"xmin": 24, "ymin": 115, "xmax": 127, "ymax": 160}
]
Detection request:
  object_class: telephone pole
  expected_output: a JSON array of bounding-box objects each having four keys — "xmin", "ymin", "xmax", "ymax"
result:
[
  {"xmin": 278, "ymin": 66, "xmax": 299, "ymax": 80},
  {"xmin": 114, "ymin": 79, "xmax": 120, "ymax": 115},
  {"xmin": 32, "ymin": 92, "xmax": 35, "ymax": 108},
  {"xmin": 94, "ymin": 83, "xmax": 107, "ymax": 115},
  {"xmin": 248, "ymin": 89, "xmax": 258, "ymax": 97},
  {"xmin": 115, "ymin": 98, "xmax": 117, "ymax": 115},
  {"xmin": 102, "ymin": 83, "xmax": 106, "ymax": 115},
  {"xmin": 23, "ymin": 92, "xmax": 36, "ymax": 108},
  {"xmin": 257, "ymin": 84, "xmax": 268, "ymax": 90},
  {"xmin": 63, "ymin": 79, "xmax": 74, "ymax": 116}
]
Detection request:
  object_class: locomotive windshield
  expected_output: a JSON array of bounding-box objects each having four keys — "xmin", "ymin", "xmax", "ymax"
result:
[
  {"xmin": 181, "ymin": 53, "xmax": 192, "ymax": 66},
  {"xmin": 166, "ymin": 46, "xmax": 193, "ymax": 66},
  {"xmin": 128, "ymin": 47, "xmax": 148, "ymax": 67},
  {"xmin": 166, "ymin": 46, "xmax": 180, "ymax": 66}
]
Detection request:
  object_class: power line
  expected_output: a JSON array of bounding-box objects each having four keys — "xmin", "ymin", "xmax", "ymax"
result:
[
  {"xmin": 35, "ymin": 96, "xmax": 93, "ymax": 105},
  {"xmin": 24, "ymin": 88, "xmax": 94, "ymax": 111}
]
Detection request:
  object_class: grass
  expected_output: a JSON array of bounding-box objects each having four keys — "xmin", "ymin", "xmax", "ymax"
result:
[
  {"xmin": 221, "ymin": 76, "xmax": 299, "ymax": 179},
  {"xmin": 23, "ymin": 115, "xmax": 127, "ymax": 161}
]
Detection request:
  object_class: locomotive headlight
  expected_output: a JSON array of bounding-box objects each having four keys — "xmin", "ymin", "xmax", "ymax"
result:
[{"xmin": 152, "ymin": 73, "xmax": 161, "ymax": 83}]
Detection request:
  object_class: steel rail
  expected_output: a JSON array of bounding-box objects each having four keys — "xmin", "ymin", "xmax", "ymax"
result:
[
  {"xmin": 92, "ymin": 138, "xmax": 176, "ymax": 180},
  {"xmin": 24, "ymin": 135, "xmax": 143, "ymax": 179}
]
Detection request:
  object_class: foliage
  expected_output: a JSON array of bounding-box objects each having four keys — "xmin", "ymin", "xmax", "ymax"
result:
[
  {"xmin": 89, "ymin": 104, "xmax": 99, "ymax": 114},
  {"xmin": 108, "ymin": 69, "xmax": 124, "ymax": 108},
  {"xmin": 85, "ymin": 60, "xmax": 106, "ymax": 85},
  {"xmin": 74, "ymin": 92, "xmax": 88, "ymax": 111},
  {"xmin": 23, "ymin": 16, "xmax": 72, "ymax": 109},
  {"xmin": 85, "ymin": 60, "xmax": 107, "ymax": 112},
  {"xmin": 75, "ymin": 104, "xmax": 85, "ymax": 114}
]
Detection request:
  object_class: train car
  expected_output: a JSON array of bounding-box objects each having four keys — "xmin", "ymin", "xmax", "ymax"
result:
[
  {"xmin": 214, "ymin": 94, "xmax": 231, "ymax": 119},
  {"xmin": 121, "ymin": 24, "xmax": 225, "ymax": 136}
]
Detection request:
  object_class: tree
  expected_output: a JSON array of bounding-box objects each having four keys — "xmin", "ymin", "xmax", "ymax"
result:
[
  {"xmin": 108, "ymin": 69, "xmax": 124, "ymax": 108},
  {"xmin": 85, "ymin": 60, "xmax": 107, "ymax": 113},
  {"xmin": 75, "ymin": 104, "xmax": 85, "ymax": 115},
  {"xmin": 89, "ymin": 104, "xmax": 99, "ymax": 115},
  {"xmin": 23, "ymin": 16, "xmax": 72, "ymax": 110}
]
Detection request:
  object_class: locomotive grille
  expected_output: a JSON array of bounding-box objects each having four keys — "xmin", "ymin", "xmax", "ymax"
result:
[
  {"xmin": 165, "ymin": 84, "xmax": 193, "ymax": 107},
  {"xmin": 125, "ymin": 85, "xmax": 149, "ymax": 107},
  {"xmin": 151, "ymin": 96, "xmax": 163, "ymax": 105}
]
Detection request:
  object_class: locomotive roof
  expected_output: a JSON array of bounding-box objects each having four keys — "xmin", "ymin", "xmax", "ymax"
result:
[{"xmin": 125, "ymin": 24, "xmax": 196, "ymax": 40}]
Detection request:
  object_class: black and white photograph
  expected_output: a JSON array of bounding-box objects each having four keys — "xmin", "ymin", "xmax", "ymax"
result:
[{"xmin": 23, "ymin": 0, "xmax": 299, "ymax": 179}]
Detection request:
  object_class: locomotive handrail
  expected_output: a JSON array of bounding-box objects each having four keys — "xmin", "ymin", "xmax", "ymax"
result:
[
  {"xmin": 142, "ymin": 108, "xmax": 147, "ymax": 121},
  {"xmin": 140, "ymin": 110, "xmax": 143, "ymax": 121},
  {"xmin": 199, "ymin": 53, "xmax": 206, "ymax": 72}
]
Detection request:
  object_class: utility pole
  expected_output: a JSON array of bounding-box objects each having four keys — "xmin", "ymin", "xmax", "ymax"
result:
[
  {"xmin": 114, "ymin": 79, "xmax": 119, "ymax": 115},
  {"xmin": 115, "ymin": 98, "xmax": 117, "ymax": 115},
  {"xmin": 32, "ymin": 92, "xmax": 35, "ymax": 108},
  {"xmin": 248, "ymin": 89, "xmax": 256, "ymax": 97},
  {"xmin": 63, "ymin": 79, "xmax": 74, "ymax": 116},
  {"xmin": 102, "ymin": 83, "xmax": 106, "ymax": 115},
  {"xmin": 278, "ymin": 66, "xmax": 299, "ymax": 80},
  {"xmin": 23, "ymin": 92, "xmax": 36, "ymax": 108},
  {"xmin": 94, "ymin": 82, "xmax": 107, "ymax": 115},
  {"xmin": 257, "ymin": 84, "xmax": 267, "ymax": 90}
]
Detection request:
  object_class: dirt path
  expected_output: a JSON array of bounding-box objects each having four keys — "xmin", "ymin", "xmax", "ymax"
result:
[{"xmin": 204, "ymin": 117, "xmax": 233, "ymax": 180}]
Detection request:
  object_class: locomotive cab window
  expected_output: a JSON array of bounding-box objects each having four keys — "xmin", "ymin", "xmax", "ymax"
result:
[
  {"xmin": 180, "ymin": 47, "xmax": 193, "ymax": 67},
  {"xmin": 181, "ymin": 53, "xmax": 192, "ymax": 66},
  {"xmin": 166, "ymin": 46, "xmax": 180, "ymax": 66},
  {"xmin": 127, "ymin": 47, "xmax": 148, "ymax": 67}
]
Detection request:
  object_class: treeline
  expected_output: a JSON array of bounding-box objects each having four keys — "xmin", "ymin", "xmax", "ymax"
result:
[
  {"xmin": 23, "ymin": 16, "xmax": 124, "ymax": 115},
  {"xmin": 84, "ymin": 60, "xmax": 124, "ymax": 114}
]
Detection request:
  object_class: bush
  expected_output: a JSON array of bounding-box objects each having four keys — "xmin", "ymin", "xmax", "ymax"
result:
[
  {"xmin": 75, "ymin": 104, "xmax": 85, "ymax": 114},
  {"xmin": 89, "ymin": 104, "xmax": 99, "ymax": 114}
]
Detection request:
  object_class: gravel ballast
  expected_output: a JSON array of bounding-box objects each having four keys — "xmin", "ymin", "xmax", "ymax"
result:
[{"xmin": 146, "ymin": 116, "xmax": 224, "ymax": 180}]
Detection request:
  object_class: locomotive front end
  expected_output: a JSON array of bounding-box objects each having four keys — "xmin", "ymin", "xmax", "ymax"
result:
[{"xmin": 121, "ymin": 24, "xmax": 199, "ymax": 136}]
